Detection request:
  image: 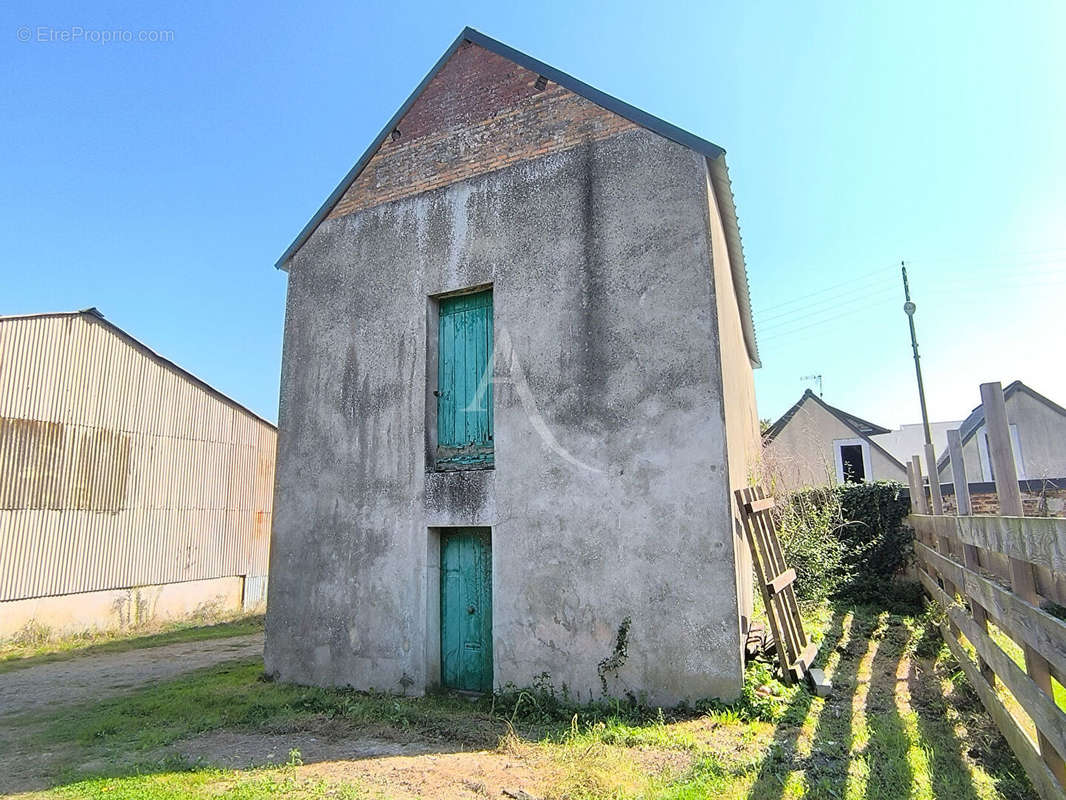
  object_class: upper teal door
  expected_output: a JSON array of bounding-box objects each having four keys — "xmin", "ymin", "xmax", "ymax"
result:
[
  {"xmin": 437, "ymin": 290, "xmax": 493, "ymax": 469},
  {"xmin": 440, "ymin": 529, "xmax": 493, "ymax": 692}
]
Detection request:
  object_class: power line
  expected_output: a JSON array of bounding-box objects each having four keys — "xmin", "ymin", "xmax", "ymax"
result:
[
  {"xmin": 755, "ymin": 261, "xmax": 1066, "ymax": 330},
  {"xmin": 759, "ymin": 300, "xmax": 895, "ymax": 342},
  {"xmin": 754, "ymin": 264, "xmax": 893, "ymax": 314},
  {"xmin": 754, "ymin": 250, "xmax": 1066, "ymax": 319},
  {"xmin": 755, "ymin": 278, "xmax": 898, "ymax": 326},
  {"xmin": 758, "ymin": 286, "xmax": 899, "ymax": 335},
  {"xmin": 756, "ymin": 273, "xmax": 1062, "ymax": 348}
]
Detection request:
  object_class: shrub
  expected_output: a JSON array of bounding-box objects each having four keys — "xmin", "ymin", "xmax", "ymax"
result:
[
  {"xmin": 777, "ymin": 481, "xmax": 914, "ymax": 606},
  {"xmin": 775, "ymin": 485, "xmax": 850, "ymax": 603},
  {"xmin": 835, "ymin": 481, "xmax": 914, "ymax": 603}
]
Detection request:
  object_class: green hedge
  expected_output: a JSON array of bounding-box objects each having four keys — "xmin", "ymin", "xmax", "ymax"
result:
[{"xmin": 777, "ymin": 481, "xmax": 916, "ymax": 606}]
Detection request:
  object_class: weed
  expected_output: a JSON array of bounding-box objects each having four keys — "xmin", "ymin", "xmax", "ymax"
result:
[{"xmin": 596, "ymin": 616, "xmax": 632, "ymax": 695}]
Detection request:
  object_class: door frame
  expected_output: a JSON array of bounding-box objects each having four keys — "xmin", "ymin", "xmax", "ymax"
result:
[{"xmin": 425, "ymin": 526, "xmax": 494, "ymax": 693}]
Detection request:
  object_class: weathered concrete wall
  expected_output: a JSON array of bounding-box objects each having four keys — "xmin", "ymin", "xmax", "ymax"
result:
[
  {"xmin": 266, "ymin": 127, "xmax": 744, "ymax": 705},
  {"xmin": 765, "ymin": 397, "xmax": 906, "ymax": 490},
  {"xmin": 0, "ymin": 575, "xmax": 247, "ymax": 639}
]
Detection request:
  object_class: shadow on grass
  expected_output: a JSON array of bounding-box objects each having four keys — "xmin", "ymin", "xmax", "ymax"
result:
[
  {"xmin": 0, "ymin": 615, "xmax": 265, "ymax": 674},
  {"xmin": 747, "ymin": 605, "xmax": 1002, "ymax": 800},
  {"xmin": 862, "ymin": 615, "xmax": 915, "ymax": 798},
  {"xmin": 0, "ymin": 605, "xmax": 1032, "ymax": 799},
  {"xmin": 746, "ymin": 609, "xmax": 852, "ymax": 799},
  {"xmin": 909, "ymin": 628, "xmax": 1036, "ymax": 800},
  {"xmin": 0, "ymin": 657, "xmax": 504, "ymax": 794}
]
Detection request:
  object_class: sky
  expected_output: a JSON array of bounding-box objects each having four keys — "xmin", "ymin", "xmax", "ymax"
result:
[{"xmin": 2, "ymin": 1, "xmax": 1064, "ymax": 427}]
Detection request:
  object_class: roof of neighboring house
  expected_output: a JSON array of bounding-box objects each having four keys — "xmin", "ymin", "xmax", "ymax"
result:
[
  {"xmin": 764, "ymin": 389, "xmax": 891, "ymax": 441},
  {"xmin": 274, "ymin": 26, "xmax": 760, "ymax": 367},
  {"xmin": 763, "ymin": 389, "xmax": 906, "ymax": 471},
  {"xmin": 935, "ymin": 380, "xmax": 1066, "ymax": 471},
  {"xmin": 0, "ymin": 308, "xmax": 276, "ymax": 429}
]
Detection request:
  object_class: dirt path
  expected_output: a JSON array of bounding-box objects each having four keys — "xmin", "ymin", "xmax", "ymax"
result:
[
  {"xmin": 0, "ymin": 632, "xmax": 263, "ymax": 718},
  {"xmin": 0, "ymin": 633, "xmax": 264, "ymax": 795}
]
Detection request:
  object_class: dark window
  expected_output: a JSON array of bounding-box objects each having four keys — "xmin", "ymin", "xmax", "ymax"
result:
[{"xmin": 840, "ymin": 444, "xmax": 865, "ymax": 483}]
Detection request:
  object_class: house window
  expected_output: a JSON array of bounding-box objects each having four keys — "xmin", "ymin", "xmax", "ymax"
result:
[
  {"xmin": 833, "ymin": 438, "xmax": 871, "ymax": 484},
  {"xmin": 436, "ymin": 289, "xmax": 493, "ymax": 469}
]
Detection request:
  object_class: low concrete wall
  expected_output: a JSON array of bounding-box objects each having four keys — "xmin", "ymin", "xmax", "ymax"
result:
[{"xmin": 0, "ymin": 575, "xmax": 247, "ymax": 639}]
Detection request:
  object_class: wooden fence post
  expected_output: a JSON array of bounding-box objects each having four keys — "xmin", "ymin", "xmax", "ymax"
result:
[
  {"xmin": 948, "ymin": 429, "xmax": 972, "ymax": 517},
  {"xmin": 981, "ymin": 381, "xmax": 1066, "ymax": 783},
  {"xmin": 948, "ymin": 427, "xmax": 994, "ymax": 683},
  {"xmin": 907, "ymin": 460, "xmax": 921, "ymax": 516},
  {"xmin": 925, "ymin": 441, "xmax": 945, "ymax": 515},
  {"xmin": 911, "ymin": 455, "xmax": 930, "ymax": 516}
]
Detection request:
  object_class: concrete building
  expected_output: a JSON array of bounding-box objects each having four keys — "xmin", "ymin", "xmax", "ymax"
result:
[
  {"xmin": 265, "ymin": 28, "xmax": 762, "ymax": 705},
  {"xmin": 935, "ymin": 381, "xmax": 1066, "ymax": 484},
  {"xmin": 873, "ymin": 420, "xmax": 963, "ymax": 471},
  {"xmin": 762, "ymin": 390, "xmax": 908, "ymax": 490},
  {"xmin": 0, "ymin": 309, "xmax": 276, "ymax": 638}
]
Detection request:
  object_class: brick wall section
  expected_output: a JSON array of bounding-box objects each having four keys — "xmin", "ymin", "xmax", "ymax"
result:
[
  {"xmin": 326, "ymin": 41, "xmax": 639, "ymax": 220},
  {"xmin": 939, "ymin": 488, "xmax": 1066, "ymax": 517}
]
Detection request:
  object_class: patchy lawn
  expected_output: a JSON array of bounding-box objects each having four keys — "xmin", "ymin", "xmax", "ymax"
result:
[
  {"xmin": 0, "ymin": 614, "xmax": 265, "ymax": 674},
  {"xmin": 3, "ymin": 603, "xmax": 1038, "ymax": 800}
]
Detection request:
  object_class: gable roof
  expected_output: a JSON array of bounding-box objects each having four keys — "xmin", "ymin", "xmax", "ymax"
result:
[
  {"xmin": 936, "ymin": 380, "xmax": 1066, "ymax": 471},
  {"xmin": 0, "ymin": 308, "xmax": 276, "ymax": 429},
  {"xmin": 763, "ymin": 389, "xmax": 905, "ymax": 471},
  {"xmin": 274, "ymin": 27, "xmax": 760, "ymax": 367},
  {"xmin": 764, "ymin": 389, "xmax": 891, "ymax": 441}
]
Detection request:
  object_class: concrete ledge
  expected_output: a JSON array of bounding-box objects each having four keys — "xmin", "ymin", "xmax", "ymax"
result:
[
  {"xmin": 0, "ymin": 575, "xmax": 245, "ymax": 639},
  {"xmin": 424, "ymin": 469, "xmax": 495, "ymax": 527}
]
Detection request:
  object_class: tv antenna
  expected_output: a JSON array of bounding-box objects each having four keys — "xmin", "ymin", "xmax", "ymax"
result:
[{"xmin": 801, "ymin": 374, "xmax": 823, "ymax": 398}]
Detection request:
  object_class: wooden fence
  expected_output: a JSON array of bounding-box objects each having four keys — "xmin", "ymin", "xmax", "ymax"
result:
[{"xmin": 911, "ymin": 382, "xmax": 1066, "ymax": 800}]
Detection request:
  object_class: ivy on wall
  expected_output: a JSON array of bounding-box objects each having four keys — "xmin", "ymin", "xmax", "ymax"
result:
[{"xmin": 778, "ymin": 481, "xmax": 915, "ymax": 605}]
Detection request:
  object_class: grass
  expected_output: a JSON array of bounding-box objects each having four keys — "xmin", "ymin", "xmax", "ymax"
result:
[
  {"xmin": 44, "ymin": 761, "xmax": 367, "ymax": 800},
  {"xmin": 0, "ymin": 614, "xmax": 264, "ymax": 674},
  {"xmin": 31, "ymin": 658, "xmax": 502, "ymax": 753},
  {"xmin": 7, "ymin": 600, "xmax": 1041, "ymax": 800}
]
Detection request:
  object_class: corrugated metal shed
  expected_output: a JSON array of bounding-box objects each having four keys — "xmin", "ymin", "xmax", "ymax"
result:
[{"xmin": 0, "ymin": 309, "xmax": 276, "ymax": 602}]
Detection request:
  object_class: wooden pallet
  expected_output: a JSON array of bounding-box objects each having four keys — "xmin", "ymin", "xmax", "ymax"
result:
[{"xmin": 735, "ymin": 486, "xmax": 819, "ymax": 685}]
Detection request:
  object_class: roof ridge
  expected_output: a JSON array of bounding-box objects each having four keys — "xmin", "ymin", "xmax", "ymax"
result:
[
  {"xmin": 272, "ymin": 27, "xmax": 758, "ymax": 366},
  {"xmin": 0, "ymin": 308, "xmax": 277, "ymax": 429}
]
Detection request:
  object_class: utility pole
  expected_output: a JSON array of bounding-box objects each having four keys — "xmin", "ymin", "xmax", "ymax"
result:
[{"xmin": 901, "ymin": 262, "xmax": 932, "ymax": 446}]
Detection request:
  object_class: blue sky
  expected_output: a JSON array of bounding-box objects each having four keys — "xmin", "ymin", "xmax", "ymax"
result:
[{"xmin": 3, "ymin": 1, "xmax": 1064, "ymax": 428}]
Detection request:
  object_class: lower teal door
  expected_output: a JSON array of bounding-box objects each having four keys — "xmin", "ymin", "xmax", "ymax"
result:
[{"xmin": 440, "ymin": 529, "xmax": 492, "ymax": 692}]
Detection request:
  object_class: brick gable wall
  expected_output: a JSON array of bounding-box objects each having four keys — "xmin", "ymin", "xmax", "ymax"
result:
[{"xmin": 325, "ymin": 41, "xmax": 639, "ymax": 220}]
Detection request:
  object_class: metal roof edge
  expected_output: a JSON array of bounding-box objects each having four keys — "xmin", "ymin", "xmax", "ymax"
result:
[
  {"xmin": 68, "ymin": 310, "xmax": 277, "ymax": 430},
  {"xmin": 706, "ymin": 155, "xmax": 760, "ymax": 368},
  {"xmin": 0, "ymin": 309, "xmax": 100, "ymax": 322},
  {"xmin": 275, "ymin": 25, "xmax": 729, "ymax": 271}
]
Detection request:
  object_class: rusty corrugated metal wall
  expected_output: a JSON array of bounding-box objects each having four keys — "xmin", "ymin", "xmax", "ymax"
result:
[{"xmin": 0, "ymin": 312, "xmax": 276, "ymax": 602}]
